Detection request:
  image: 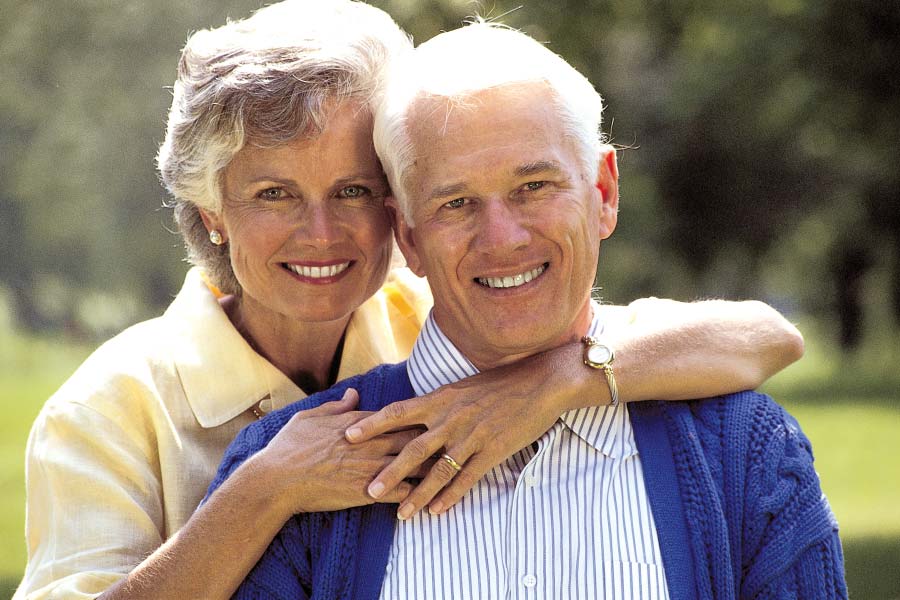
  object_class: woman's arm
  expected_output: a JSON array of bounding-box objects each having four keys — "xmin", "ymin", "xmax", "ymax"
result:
[
  {"xmin": 97, "ymin": 389, "xmax": 421, "ymax": 600},
  {"xmin": 347, "ymin": 298, "xmax": 804, "ymax": 519},
  {"xmin": 18, "ymin": 388, "xmax": 415, "ymax": 600}
]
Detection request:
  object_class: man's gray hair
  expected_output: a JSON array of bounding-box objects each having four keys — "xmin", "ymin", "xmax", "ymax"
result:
[
  {"xmin": 157, "ymin": 0, "xmax": 411, "ymax": 294},
  {"xmin": 373, "ymin": 21, "xmax": 606, "ymax": 224}
]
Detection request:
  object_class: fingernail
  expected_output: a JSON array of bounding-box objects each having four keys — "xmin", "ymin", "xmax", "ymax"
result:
[
  {"xmin": 428, "ymin": 501, "xmax": 444, "ymax": 515},
  {"xmin": 397, "ymin": 503, "xmax": 414, "ymax": 520},
  {"xmin": 345, "ymin": 427, "xmax": 362, "ymax": 441},
  {"xmin": 369, "ymin": 481, "xmax": 385, "ymax": 498}
]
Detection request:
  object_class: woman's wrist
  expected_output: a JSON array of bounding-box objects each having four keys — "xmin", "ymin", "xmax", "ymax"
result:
[
  {"xmin": 540, "ymin": 341, "xmax": 612, "ymax": 413},
  {"xmin": 230, "ymin": 450, "xmax": 298, "ymax": 524}
]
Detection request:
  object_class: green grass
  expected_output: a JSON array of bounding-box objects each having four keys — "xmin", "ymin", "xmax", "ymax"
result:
[{"xmin": 1, "ymin": 328, "xmax": 898, "ymax": 599}]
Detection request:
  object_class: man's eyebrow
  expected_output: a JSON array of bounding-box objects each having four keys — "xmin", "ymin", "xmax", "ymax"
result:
[
  {"xmin": 428, "ymin": 181, "xmax": 467, "ymax": 201},
  {"xmin": 515, "ymin": 160, "xmax": 563, "ymax": 178},
  {"xmin": 426, "ymin": 160, "xmax": 564, "ymax": 201}
]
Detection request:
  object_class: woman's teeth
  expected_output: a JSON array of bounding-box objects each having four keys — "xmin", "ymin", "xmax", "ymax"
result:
[{"xmin": 286, "ymin": 262, "xmax": 350, "ymax": 278}]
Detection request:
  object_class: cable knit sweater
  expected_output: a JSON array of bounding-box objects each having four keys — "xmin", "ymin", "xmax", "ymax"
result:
[{"xmin": 207, "ymin": 363, "xmax": 847, "ymax": 600}]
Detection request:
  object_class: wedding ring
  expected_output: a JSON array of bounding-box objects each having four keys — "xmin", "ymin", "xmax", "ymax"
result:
[{"xmin": 441, "ymin": 453, "xmax": 463, "ymax": 472}]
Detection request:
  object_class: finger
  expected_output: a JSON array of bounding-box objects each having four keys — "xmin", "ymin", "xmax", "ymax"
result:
[
  {"xmin": 345, "ymin": 398, "xmax": 428, "ymax": 443},
  {"xmin": 375, "ymin": 480, "xmax": 414, "ymax": 505},
  {"xmin": 378, "ymin": 428, "xmax": 427, "ymax": 455},
  {"xmin": 395, "ymin": 450, "xmax": 471, "ymax": 520},
  {"xmin": 346, "ymin": 428, "xmax": 423, "ymax": 457},
  {"xmin": 411, "ymin": 457, "xmax": 437, "ymax": 479},
  {"xmin": 306, "ymin": 387, "xmax": 360, "ymax": 416},
  {"xmin": 366, "ymin": 431, "xmax": 444, "ymax": 500},
  {"xmin": 427, "ymin": 453, "xmax": 491, "ymax": 515}
]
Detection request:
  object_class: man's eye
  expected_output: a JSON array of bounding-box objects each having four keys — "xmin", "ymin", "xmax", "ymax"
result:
[
  {"xmin": 258, "ymin": 188, "xmax": 285, "ymax": 201},
  {"xmin": 445, "ymin": 198, "xmax": 467, "ymax": 209},
  {"xmin": 339, "ymin": 185, "xmax": 370, "ymax": 199},
  {"xmin": 523, "ymin": 181, "xmax": 546, "ymax": 192}
]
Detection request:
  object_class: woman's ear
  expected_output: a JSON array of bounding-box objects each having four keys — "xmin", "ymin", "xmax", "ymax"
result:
[
  {"xmin": 594, "ymin": 146, "xmax": 619, "ymax": 240},
  {"xmin": 198, "ymin": 208, "xmax": 226, "ymax": 242},
  {"xmin": 385, "ymin": 196, "xmax": 425, "ymax": 277}
]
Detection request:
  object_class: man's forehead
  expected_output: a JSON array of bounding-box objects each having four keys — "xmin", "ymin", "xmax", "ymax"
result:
[{"xmin": 406, "ymin": 87, "xmax": 564, "ymax": 161}]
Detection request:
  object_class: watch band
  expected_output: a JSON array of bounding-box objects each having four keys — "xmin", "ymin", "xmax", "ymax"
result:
[{"xmin": 581, "ymin": 335, "xmax": 619, "ymax": 408}]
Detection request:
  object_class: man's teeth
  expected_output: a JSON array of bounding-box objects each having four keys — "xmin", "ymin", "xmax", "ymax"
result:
[
  {"xmin": 477, "ymin": 265, "xmax": 545, "ymax": 289},
  {"xmin": 286, "ymin": 262, "xmax": 350, "ymax": 278}
]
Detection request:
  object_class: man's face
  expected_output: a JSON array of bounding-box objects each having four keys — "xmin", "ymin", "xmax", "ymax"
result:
[{"xmin": 391, "ymin": 84, "xmax": 618, "ymax": 369}]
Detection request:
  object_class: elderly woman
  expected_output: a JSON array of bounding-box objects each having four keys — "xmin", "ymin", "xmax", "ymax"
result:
[{"xmin": 15, "ymin": 2, "xmax": 802, "ymax": 599}]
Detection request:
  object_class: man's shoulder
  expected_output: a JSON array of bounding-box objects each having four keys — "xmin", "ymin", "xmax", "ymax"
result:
[
  {"xmin": 631, "ymin": 390, "xmax": 812, "ymax": 469},
  {"xmin": 639, "ymin": 390, "xmax": 794, "ymax": 431},
  {"xmin": 689, "ymin": 391, "xmax": 808, "ymax": 450}
]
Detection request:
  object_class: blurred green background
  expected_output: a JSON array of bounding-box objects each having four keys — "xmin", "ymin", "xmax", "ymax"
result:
[{"xmin": 1, "ymin": 0, "xmax": 898, "ymax": 598}]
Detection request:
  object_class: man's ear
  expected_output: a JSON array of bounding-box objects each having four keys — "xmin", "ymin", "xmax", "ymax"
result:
[
  {"xmin": 385, "ymin": 196, "xmax": 425, "ymax": 277},
  {"xmin": 594, "ymin": 145, "xmax": 619, "ymax": 240}
]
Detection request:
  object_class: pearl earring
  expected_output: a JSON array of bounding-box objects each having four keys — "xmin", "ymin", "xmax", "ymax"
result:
[{"xmin": 209, "ymin": 229, "xmax": 224, "ymax": 245}]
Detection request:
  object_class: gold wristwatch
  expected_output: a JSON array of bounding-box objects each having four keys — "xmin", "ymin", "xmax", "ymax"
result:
[{"xmin": 581, "ymin": 336, "xmax": 619, "ymax": 408}]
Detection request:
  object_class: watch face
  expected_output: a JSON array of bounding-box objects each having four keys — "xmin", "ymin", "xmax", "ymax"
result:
[{"xmin": 587, "ymin": 343, "xmax": 613, "ymax": 365}]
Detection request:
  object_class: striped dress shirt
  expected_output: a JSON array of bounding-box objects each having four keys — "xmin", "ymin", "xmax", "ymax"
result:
[{"xmin": 379, "ymin": 308, "xmax": 670, "ymax": 600}]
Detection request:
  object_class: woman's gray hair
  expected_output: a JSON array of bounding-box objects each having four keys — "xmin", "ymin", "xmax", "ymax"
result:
[
  {"xmin": 373, "ymin": 21, "xmax": 605, "ymax": 225},
  {"xmin": 158, "ymin": 0, "xmax": 411, "ymax": 294}
]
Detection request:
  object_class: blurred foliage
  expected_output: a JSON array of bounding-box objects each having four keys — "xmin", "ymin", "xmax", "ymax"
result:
[{"xmin": 0, "ymin": 0, "xmax": 898, "ymax": 349}]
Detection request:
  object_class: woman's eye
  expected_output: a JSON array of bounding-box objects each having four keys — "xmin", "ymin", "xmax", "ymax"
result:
[
  {"xmin": 339, "ymin": 185, "xmax": 370, "ymax": 199},
  {"xmin": 444, "ymin": 197, "xmax": 467, "ymax": 209},
  {"xmin": 258, "ymin": 188, "xmax": 285, "ymax": 201}
]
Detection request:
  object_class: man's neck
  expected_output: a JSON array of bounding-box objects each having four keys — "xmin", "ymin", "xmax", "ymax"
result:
[{"xmin": 433, "ymin": 301, "xmax": 595, "ymax": 372}]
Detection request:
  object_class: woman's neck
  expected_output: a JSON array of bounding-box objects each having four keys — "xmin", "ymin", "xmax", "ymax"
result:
[{"xmin": 221, "ymin": 295, "xmax": 352, "ymax": 394}]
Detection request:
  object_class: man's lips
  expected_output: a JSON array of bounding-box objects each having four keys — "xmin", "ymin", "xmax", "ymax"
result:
[
  {"xmin": 283, "ymin": 261, "xmax": 352, "ymax": 279},
  {"xmin": 475, "ymin": 263, "xmax": 548, "ymax": 289}
]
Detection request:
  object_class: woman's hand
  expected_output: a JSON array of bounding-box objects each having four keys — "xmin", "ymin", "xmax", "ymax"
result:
[
  {"xmin": 255, "ymin": 388, "xmax": 429, "ymax": 515},
  {"xmin": 344, "ymin": 347, "xmax": 583, "ymax": 520}
]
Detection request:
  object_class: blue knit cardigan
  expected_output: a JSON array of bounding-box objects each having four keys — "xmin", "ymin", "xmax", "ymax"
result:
[{"xmin": 207, "ymin": 363, "xmax": 847, "ymax": 600}]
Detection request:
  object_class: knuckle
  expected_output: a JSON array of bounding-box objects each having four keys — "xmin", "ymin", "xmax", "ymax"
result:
[
  {"xmin": 433, "ymin": 459, "xmax": 460, "ymax": 480},
  {"xmin": 404, "ymin": 437, "xmax": 432, "ymax": 461},
  {"xmin": 384, "ymin": 401, "xmax": 408, "ymax": 422}
]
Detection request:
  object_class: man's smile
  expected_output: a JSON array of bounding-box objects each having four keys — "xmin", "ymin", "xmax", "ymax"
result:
[{"xmin": 475, "ymin": 262, "xmax": 548, "ymax": 289}]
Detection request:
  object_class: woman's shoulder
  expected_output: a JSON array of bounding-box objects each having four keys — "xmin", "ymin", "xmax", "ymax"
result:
[
  {"xmin": 37, "ymin": 315, "xmax": 176, "ymax": 417},
  {"xmin": 380, "ymin": 267, "xmax": 433, "ymax": 326},
  {"xmin": 42, "ymin": 268, "xmax": 227, "ymax": 418}
]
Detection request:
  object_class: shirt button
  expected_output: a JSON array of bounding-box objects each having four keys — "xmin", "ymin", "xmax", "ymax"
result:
[
  {"xmin": 525, "ymin": 474, "xmax": 539, "ymax": 487},
  {"xmin": 522, "ymin": 574, "xmax": 537, "ymax": 587}
]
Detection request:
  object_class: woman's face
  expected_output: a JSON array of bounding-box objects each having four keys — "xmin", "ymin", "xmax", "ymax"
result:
[{"xmin": 204, "ymin": 100, "xmax": 393, "ymax": 327}]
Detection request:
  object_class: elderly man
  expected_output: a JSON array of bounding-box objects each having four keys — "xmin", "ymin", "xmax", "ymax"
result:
[{"xmin": 209, "ymin": 22, "xmax": 846, "ymax": 600}]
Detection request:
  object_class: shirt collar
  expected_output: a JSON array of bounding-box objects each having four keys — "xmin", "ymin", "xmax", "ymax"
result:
[
  {"xmin": 166, "ymin": 269, "xmax": 413, "ymax": 428},
  {"xmin": 164, "ymin": 269, "xmax": 303, "ymax": 428},
  {"xmin": 406, "ymin": 301, "xmax": 636, "ymax": 459}
]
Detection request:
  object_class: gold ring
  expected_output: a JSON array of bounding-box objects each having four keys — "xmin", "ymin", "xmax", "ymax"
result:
[{"xmin": 441, "ymin": 453, "xmax": 463, "ymax": 472}]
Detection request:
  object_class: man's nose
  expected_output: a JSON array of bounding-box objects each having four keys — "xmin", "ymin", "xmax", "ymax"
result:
[{"xmin": 475, "ymin": 199, "xmax": 531, "ymax": 254}]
